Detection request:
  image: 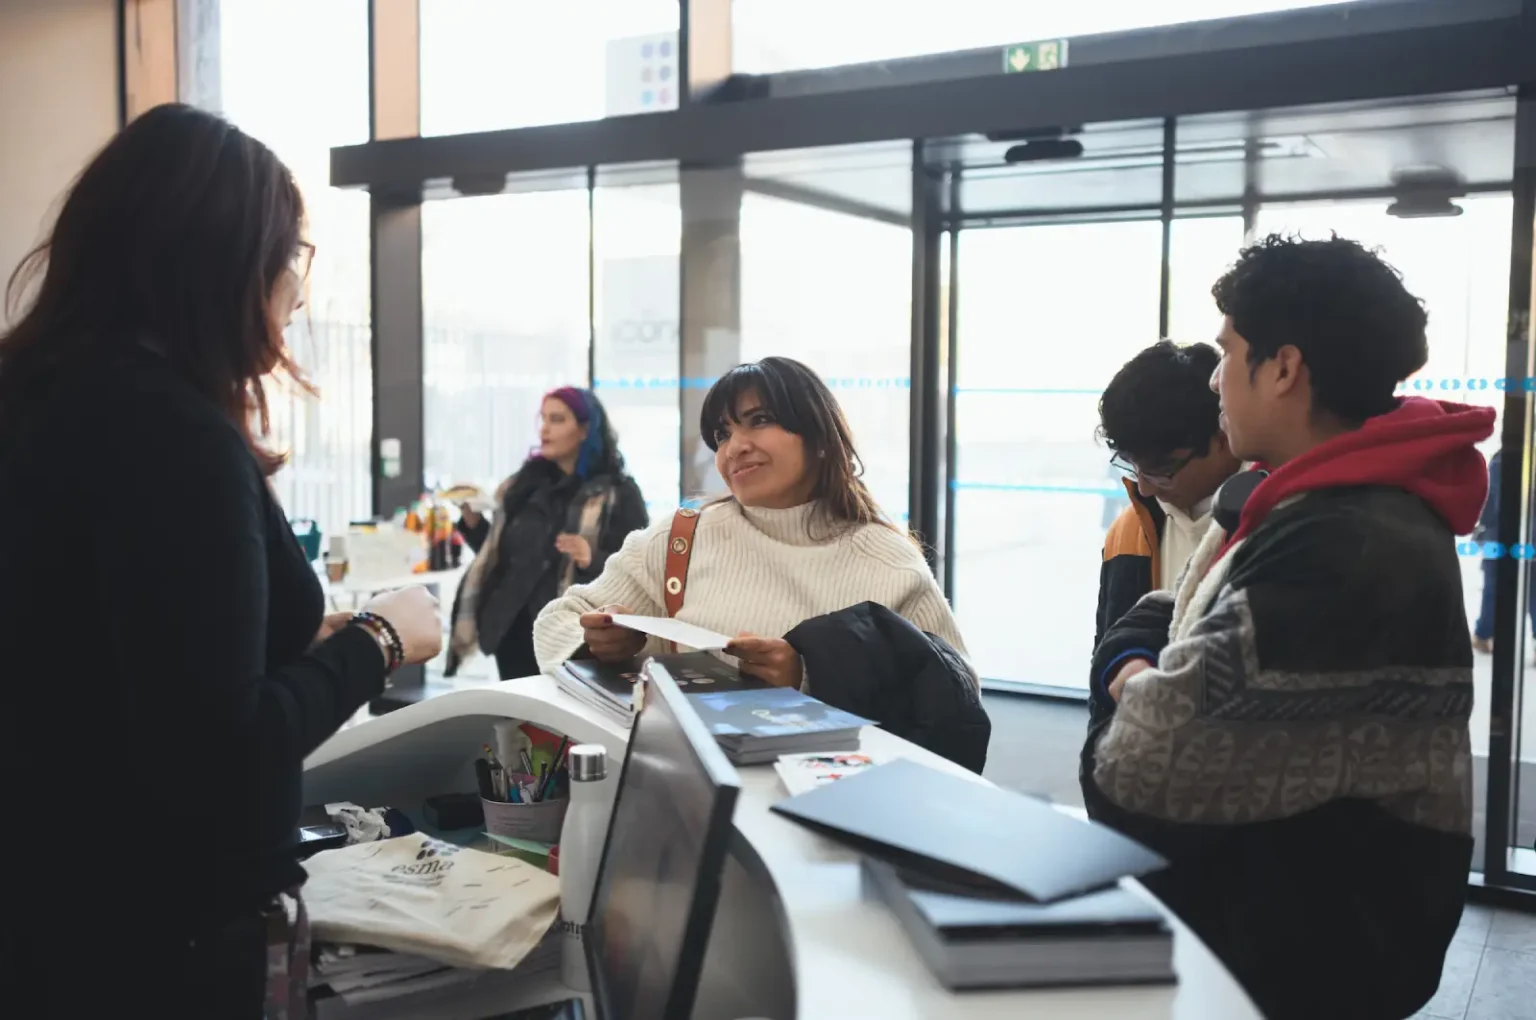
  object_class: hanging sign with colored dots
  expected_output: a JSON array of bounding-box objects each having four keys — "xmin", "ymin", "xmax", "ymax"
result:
[{"xmin": 606, "ymin": 33, "xmax": 680, "ymax": 117}]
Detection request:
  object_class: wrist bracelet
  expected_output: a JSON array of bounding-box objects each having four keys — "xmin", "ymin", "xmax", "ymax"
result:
[
  {"xmin": 350, "ymin": 615, "xmax": 396, "ymax": 672},
  {"xmin": 359, "ymin": 612, "xmax": 405, "ymax": 670},
  {"xmin": 352, "ymin": 611, "xmax": 404, "ymax": 672}
]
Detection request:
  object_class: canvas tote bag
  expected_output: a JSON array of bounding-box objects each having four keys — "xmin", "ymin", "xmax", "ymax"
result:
[{"xmin": 304, "ymin": 835, "xmax": 560, "ymax": 970}]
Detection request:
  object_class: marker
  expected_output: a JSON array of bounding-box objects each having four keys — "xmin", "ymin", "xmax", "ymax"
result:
[
  {"xmin": 474, "ymin": 759, "xmax": 495, "ymax": 800},
  {"xmin": 542, "ymin": 738, "xmax": 571, "ymax": 800}
]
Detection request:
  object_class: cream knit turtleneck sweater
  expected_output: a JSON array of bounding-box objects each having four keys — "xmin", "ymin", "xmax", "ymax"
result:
[{"xmin": 532, "ymin": 500, "xmax": 976, "ymax": 688}]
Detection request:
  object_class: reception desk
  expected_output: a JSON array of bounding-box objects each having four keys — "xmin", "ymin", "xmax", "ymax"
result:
[{"xmin": 303, "ymin": 676, "xmax": 1262, "ymax": 1020}]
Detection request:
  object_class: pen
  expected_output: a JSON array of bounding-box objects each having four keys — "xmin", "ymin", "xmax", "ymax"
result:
[
  {"xmin": 519, "ymin": 749, "xmax": 535, "ymax": 776},
  {"xmin": 538, "ymin": 738, "xmax": 570, "ymax": 802},
  {"xmin": 507, "ymin": 781, "xmax": 523, "ymax": 804},
  {"xmin": 533, "ymin": 763, "xmax": 549, "ymax": 803}
]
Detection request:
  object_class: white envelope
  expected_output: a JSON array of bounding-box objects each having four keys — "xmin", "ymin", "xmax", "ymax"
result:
[{"xmin": 607, "ymin": 614, "xmax": 733, "ymax": 651}]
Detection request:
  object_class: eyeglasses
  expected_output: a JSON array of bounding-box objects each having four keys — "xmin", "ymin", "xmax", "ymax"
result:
[
  {"xmin": 291, "ymin": 241, "xmax": 316, "ymax": 283},
  {"xmin": 1111, "ymin": 450, "xmax": 1195, "ymax": 488}
]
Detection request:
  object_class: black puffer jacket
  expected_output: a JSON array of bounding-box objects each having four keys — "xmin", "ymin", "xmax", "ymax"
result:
[{"xmin": 786, "ymin": 602, "xmax": 990, "ymax": 773}]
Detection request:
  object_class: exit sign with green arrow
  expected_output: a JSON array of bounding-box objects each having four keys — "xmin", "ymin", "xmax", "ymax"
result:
[{"xmin": 1002, "ymin": 39, "xmax": 1069, "ymax": 74}]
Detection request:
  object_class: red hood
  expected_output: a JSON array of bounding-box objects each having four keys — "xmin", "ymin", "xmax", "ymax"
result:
[{"xmin": 1222, "ymin": 397, "xmax": 1495, "ymax": 554}]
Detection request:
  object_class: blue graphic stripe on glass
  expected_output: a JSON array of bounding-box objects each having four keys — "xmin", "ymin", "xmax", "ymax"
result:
[
  {"xmin": 955, "ymin": 387, "xmax": 1103, "ymax": 395},
  {"xmin": 951, "ymin": 481, "xmax": 1125, "ymax": 497},
  {"xmin": 593, "ymin": 375, "xmax": 1535, "ymax": 394},
  {"xmin": 594, "ymin": 376, "xmax": 912, "ymax": 390},
  {"xmin": 1397, "ymin": 377, "xmax": 1536, "ymax": 393},
  {"xmin": 1458, "ymin": 542, "xmax": 1536, "ymax": 561}
]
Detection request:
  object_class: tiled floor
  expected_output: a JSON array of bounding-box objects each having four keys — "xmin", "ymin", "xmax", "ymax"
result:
[
  {"xmin": 1413, "ymin": 906, "xmax": 1536, "ymax": 1020},
  {"xmin": 978, "ymin": 692, "xmax": 1536, "ymax": 1020}
]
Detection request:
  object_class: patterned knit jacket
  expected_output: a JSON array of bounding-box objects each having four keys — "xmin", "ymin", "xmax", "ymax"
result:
[{"xmin": 1081, "ymin": 397, "xmax": 1491, "ymax": 1020}]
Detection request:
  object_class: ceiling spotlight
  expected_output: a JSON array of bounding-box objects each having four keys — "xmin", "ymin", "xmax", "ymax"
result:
[
  {"xmin": 1386, "ymin": 167, "xmax": 1466, "ymax": 219},
  {"xmin": 1003, "ymin": 138, "xmax": 1086, "ymax": 163}
]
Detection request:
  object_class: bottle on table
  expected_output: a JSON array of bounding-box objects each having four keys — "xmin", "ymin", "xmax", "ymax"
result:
[{"xmin": 558, "ymin": 744, "xmax": 610, "ymax": 991}]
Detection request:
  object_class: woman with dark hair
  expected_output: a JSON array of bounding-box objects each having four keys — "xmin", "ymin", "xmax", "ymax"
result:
[
  {"xmin": 533, "ymin": 357, "xmax": 974, "ymax": 693},
  {"xmin": 447, "ymin": 386, "xmax": 648, "ymax": 679},
  {"xmin": 0, "ymin": 104, "xmax": 441, "ymax": 1016}
]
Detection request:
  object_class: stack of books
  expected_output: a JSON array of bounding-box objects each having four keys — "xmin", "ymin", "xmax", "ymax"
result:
[
  {"xmin": 558, "ymin": 654, "xmax": 871, "ymax": 764},
  {"xmin": 862, "ymin": 859, "xmax": 1174, "ymax": 990},
  {"xmin": 689, "ymin": 687, "xmax": 870, "ymax": 765},
  {"xmin": 772, "ymin": 759, "xmax": 1175, "ymax": 991},
  {"xmin": 557, "ymin": 652, "xmax": 765, "ymax": 728},
  {"xmin": 308, "ymin": 930, "xmax": 559, "ymax": 1019}
]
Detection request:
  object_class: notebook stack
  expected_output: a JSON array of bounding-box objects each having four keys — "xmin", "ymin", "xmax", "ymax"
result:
[
  {"xmin": 557, "ymin": 652, "xmax": 764, "ymax": 728},
  {"xmin": 308, "ymin": 930, "xmax": 558, "ymax": 1019},
  {"xmin": 862, "ymin": 860, "xmax": 1174, "ymax": 990},
  {"xmin": 771, "ymin": 759, "xmax": 1174, "ymax": 991},
  {"xmin": 688, "ymin": 687, "xmax": 871, "ymax": 765},
  {"xmin": 558, "ymin": 655, "xmax": 871, "ymax": 763}
]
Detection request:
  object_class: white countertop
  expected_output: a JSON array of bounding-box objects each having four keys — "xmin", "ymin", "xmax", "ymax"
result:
[
  {"xmin": 318, "ymin": 567, "xmax": 464, "ymax": 598},
  {"xmin": 304, "ymin": 676, "xmax": 1261, "ymax": 1020}
]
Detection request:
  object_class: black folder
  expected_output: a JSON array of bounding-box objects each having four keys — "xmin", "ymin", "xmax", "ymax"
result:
[{"xmin": 771, "ymin": 759, "xmax": 1167, "ymax": 902}]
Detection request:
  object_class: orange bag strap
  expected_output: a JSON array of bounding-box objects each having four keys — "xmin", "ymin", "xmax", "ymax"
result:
[{"xmin": 663, "ymin": 507, "xmax": 700, "ymax": 618}]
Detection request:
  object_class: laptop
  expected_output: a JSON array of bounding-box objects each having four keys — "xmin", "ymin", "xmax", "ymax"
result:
[{"xmin": 480, "ymin": 659, "xmax": 742, "ymax": 1020}]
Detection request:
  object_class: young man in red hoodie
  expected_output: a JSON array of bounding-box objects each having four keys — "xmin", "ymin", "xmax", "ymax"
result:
[{"xmin": 1082, "ymin": 234, "xmax": 1491, "ymax": 1020}]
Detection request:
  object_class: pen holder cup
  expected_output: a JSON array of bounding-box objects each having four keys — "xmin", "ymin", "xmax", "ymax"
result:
[{"xmin": 482, "ymin": 790, "xmax": 567, "ymax": 844}]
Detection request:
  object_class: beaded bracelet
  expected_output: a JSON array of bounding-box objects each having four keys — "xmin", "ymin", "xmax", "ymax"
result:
[
  {"xmin": 350, "ymin": 615, "xmax": 396, "ymax": 672},
  {"xmin": 352, "ymin": 611, "xmax": 404, "ymax": 673}
]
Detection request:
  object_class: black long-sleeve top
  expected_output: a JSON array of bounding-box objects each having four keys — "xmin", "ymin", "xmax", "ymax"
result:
[{"xmin": 0, "ymin": 348, "xmax": 388, "ymax": 935}]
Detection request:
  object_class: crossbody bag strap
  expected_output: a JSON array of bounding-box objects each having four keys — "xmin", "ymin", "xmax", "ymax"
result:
[{"xmin": 663, "ymin": 507, "xmax": 701, "ymax": 618}]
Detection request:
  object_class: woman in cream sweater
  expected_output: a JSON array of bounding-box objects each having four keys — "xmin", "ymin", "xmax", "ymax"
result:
[{"xmin": 533, "ymin": 356, "xmax": 973, "ymax": 690}]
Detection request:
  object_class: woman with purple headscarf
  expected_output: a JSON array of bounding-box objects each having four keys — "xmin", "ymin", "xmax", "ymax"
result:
[{"xmin": 447, "ymin": 387, "xmax": 647, "ymax": 679}]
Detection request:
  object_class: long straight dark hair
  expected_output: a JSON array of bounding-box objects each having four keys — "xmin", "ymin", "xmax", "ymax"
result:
[
  {"xmin": 0, "ymin": 103, "xmax": 309, "ymax": 474},
  {"xmin": 700, "ymin": 356, "xmax": 898, "ymax": 536}
]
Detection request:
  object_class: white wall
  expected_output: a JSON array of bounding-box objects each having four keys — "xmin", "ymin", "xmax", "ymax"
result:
[{"xmin": 0, "ymin": 0, "xmax": 119, "ymax": 326}]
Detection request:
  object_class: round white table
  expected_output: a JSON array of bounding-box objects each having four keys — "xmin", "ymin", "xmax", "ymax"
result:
[
  {"xmin": 317, "ymin": 566, "xmax": 464, "ymax": 609},
  {"xmin": 304, "ymin": 675, "xmax": 1262, "ymax": 1020}
]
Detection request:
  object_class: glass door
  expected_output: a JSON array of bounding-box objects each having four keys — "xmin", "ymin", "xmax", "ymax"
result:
[{"xmin": 950, "ymin": 219, "xmax": 1164, "ymax": 689}]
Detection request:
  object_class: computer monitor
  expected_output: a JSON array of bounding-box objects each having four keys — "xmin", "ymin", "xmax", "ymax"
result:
[{"xmin": 585, "ymin": 659, "xmax": 742, "ymax": 1020}]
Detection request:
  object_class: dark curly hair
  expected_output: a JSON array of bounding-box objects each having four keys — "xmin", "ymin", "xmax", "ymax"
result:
[
  {"xmin": 1211, "ymin": 233, "xmax": 1427, "ymax": 423},
  {"xmin": 1097, "ymin": 340, "xmax": 1222, "ymax": 460}
]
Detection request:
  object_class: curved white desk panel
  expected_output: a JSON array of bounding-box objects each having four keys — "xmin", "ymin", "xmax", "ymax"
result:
[
  {"xmin": 302, "ymin": 676, "xmax": 1262, "ymax": 1020},
  {"xmin": 303, "ymin": 675, "xmax": 629, "ymax": 810}
]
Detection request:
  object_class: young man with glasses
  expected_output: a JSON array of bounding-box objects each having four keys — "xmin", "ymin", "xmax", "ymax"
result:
[
  {"xmin": 1091, "ymin": 340, "xmax": 1241, "ymax": 717},
  {"xmin": 1083, "ymin": 236, "xmax": 1488, "ymax": 1019}
]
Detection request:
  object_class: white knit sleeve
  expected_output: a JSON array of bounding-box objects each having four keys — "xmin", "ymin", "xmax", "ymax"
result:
[
  {"xmin": 854, "ymin": 527, "xmax": 979, "ymax": 692},
  {"xmin": 898, "ymin": 572, "xmax": 979, "ymax": 691},
  {"xmin": 532, "ymin": 522, "xmax": 670, "ymax": 672}
]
